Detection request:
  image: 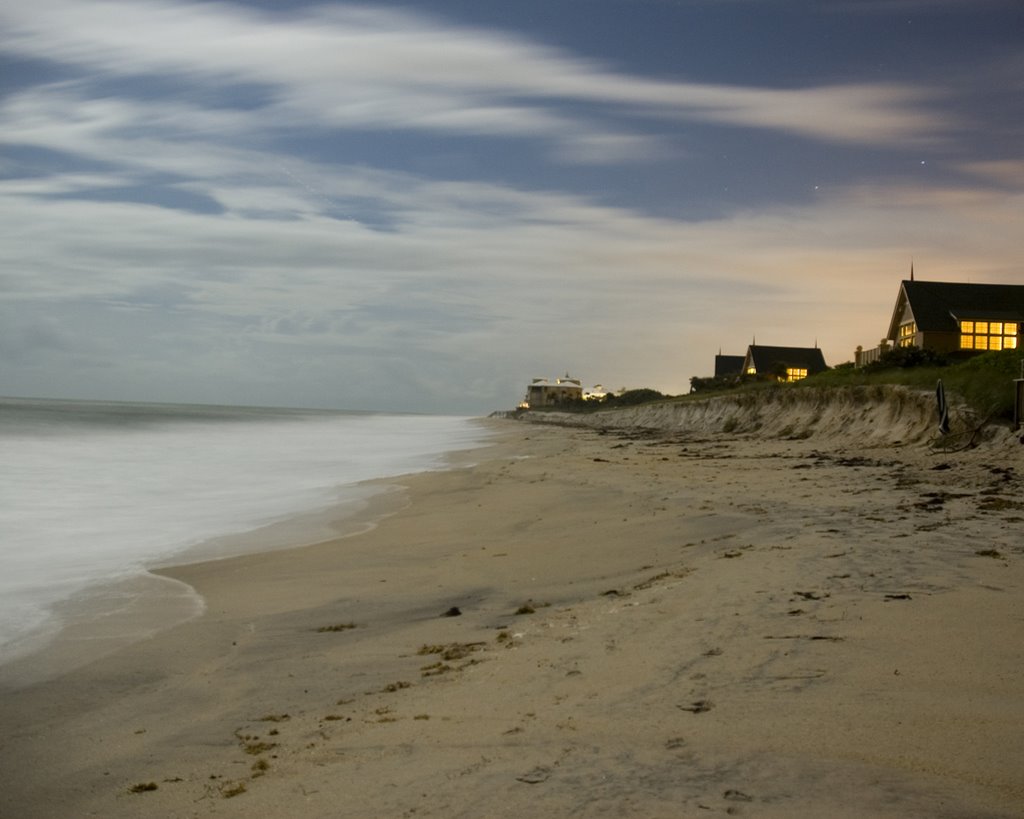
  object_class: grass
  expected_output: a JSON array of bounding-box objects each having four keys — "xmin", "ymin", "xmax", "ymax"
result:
[
  {"xmin": 802, "ymin": 349, "xmax": 1024, "ymax": 420},
  {"xmin": 658, "ymin": 349, "xmax": 1024, "ymax": 423}
]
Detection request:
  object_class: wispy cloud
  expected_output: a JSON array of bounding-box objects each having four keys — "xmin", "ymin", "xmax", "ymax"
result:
[{"xmin": 1, "ymin": 0, "xmax": 948, "ymax": 154}]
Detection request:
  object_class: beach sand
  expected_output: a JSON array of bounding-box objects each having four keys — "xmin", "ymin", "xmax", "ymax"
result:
[{"xmin": 1, "ymin": 418, "xmax": 1022, "ymax": 818}]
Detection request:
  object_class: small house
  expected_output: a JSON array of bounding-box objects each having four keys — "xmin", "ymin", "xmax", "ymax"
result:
[
  {"xmin": 714, "ymin": 354, "xmax": 745, "ymax": 378},
  {"xmin": 741, "ymin": 345, "xmax": 827, "ymax": 382}
]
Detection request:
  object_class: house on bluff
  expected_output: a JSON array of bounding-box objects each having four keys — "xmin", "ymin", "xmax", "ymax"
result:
[
  {"xmin": 741, "ymin": 345, "xmax": 828, "ymax": 382},
  {"xmin": 856, "ymin": 279, "xmax": 1024, "ymax": 367},
  {"xmin": 520, "ymin": 374, "xmax": 584, "ymax": 408}
]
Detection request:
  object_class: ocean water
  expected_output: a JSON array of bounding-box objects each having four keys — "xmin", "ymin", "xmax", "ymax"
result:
[{"xmin": 0, "ymin": 398, "xmax": 490, "ymax": 665}]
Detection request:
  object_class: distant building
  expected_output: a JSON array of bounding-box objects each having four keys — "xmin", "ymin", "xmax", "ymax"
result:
[
  {"xmin": 521, "ymin": 374, "xmax": 584, "ymax": 408},
  {"xmin": 857, "ymin": 278, "xmax": 1024, "ymax": 366},
  {"xmin": 741, "ymin": 345, "xmax": 827, "ymax": 382},
  {"xmin": 714, "ymin": 354, "xmax": 745, "ymax": 378}
]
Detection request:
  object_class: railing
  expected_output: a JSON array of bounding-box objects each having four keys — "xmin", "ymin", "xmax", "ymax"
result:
[{"xmin": 854, "ymin": 344, "xmax": 888, "ymax": 368}]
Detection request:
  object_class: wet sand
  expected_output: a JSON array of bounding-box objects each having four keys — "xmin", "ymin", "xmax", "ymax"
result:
[{"xmin": 1, "ymin": 419, "xmax": 1022, "ymax": 817}]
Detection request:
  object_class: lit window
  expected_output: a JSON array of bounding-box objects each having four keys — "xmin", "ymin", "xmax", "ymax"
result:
[
  {"xmin": 746, "ymin": 366, "xmax": 756, "ymax": 375},
  {"xmin": 960, "ymin": 318, "xmax": 1019, "ymax": 351},
  {"xmin": 898, "ymin": 322, "xmax": 916, "ymax": 348},
  {"xmin": 785, "ymin": 367, "xmax": 808, "ymax": 382}
]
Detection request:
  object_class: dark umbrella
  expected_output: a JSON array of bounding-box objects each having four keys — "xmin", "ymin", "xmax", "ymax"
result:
[{"xmin": 936, "ymin": 379, "xmax": 950, "ymax": 435}]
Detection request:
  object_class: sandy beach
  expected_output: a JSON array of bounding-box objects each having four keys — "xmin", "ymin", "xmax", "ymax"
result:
[{"xmin": 1, "ymin": 410, "xmax": 1022, "ymax": 818}]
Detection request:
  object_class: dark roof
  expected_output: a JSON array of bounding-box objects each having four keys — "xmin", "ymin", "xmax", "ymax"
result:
[
  {"xmin": 714, "ymin": 354, "xmax": 745, "ymax": 377},
  {"xmin": 894, "ymin": 280, "xmax": 1024, "ymax": 335},
  {"xmin": 745, "ymin": 345, "xmax": 827, "ymax": 374}
]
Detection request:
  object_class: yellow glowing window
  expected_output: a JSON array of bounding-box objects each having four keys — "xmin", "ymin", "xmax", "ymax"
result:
[
  {"xmin": 746, "ymin": 366, "xmax": 756, "ymax": 375},
  {"xmin": 785, "ymin": 367, "xmax": 808, "ymax": 382},
  {"xmin": 897, "ymin": 322, "xmax": 916, "ymax": 347},
  {"xmin": 960, "ymin": 318, "xmax": 1019, "ymax": 351}
]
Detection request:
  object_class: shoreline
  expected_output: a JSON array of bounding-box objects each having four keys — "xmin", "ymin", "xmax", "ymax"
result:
[
  {"xmin": 1, "ymin": 420, "xmax": 1021, "ymax": 817},
  {"xmin": 0, "ymin": 424, "xmax": 493, "ymax": 688}
]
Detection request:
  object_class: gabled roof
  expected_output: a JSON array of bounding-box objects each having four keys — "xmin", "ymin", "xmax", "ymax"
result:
[
  {"xmin": 888, "ymin": 280, "xmax": 1024, "ymax": 338},
  {"xmin": 714, "ymin": 354, "xmax": 745, "ymax": 377},
  {"xmin": 745, "ymin": 345, "xmax": 827, "ymax": 374}
]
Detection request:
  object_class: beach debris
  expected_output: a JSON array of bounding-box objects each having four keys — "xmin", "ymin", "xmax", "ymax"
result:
[
  {"xmin": 220, "ymin": 781, "xmax": 247, "ymax": 798},
  {"xmin": 516, "ymin": 766, "xmax": 552, "ymax": 784},
  {"xmin": 724, "ymin": 789, "xmax": 754, "ymax": 802},
  {"xmin": 677, "ymin": 699, "xmax": 714, "ymax": 714},
  {"xmin": 442, "ymin": 606, "xmax": 462, "ymax": 617},
  {"xmin": 515, "ymin": 600, "xmax": 549, "ymax": 615},
  {"xmin": 634, "ymin": 568, "xmax": 692, "ymax": 590},
  {"xmin": 764, "ymin": 634, "xmax": 844, "ymax": 642},
  {"xmin": 417, "ymin": 642, "xmax": 485, "ymax": 660},
  {"xmin": 314, "ymin": 622, "xmax": 358, "ymax": 632},
  {"xmin": 792, "ymin": 590, "xmax": 827, "ymax": 601},
  {"xmin": 975, "ymin": 548, "xmax": 1005, "ymax": 559},
  {"xmin": 884, "ymin": 593, "xmax": 912, "ymax": 601},
  {"xmin": 381, "ymin": 681, "xmax": 412, "ymax": 693},
  {"xmin": 257, "ymin": 713, "xmax": 290, "ymax": 722},
  {"xmin": 127, "ymin": 782, "xmax": 158, "ymax": 794},
  {"xmin": 241, "ymin": 740, "xmax": 277, "ymax": 756}
]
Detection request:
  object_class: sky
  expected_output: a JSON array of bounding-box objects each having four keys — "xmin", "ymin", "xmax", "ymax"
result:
[{"xmin": 1, "ymin": 0, "xmax": 1021, "ymax": 414}]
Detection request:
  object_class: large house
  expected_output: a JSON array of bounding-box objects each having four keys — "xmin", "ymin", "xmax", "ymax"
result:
[
  {"xmin": 520, "ymin": 374, "xmax": 584, "ymax": 408},
  {"xmin": 741, "ymin": 345, "xmax": 828, "ymax": 382},
  {"xmin": 857, "ymin": 279, "xmax": 1024, "ymax": 366}
]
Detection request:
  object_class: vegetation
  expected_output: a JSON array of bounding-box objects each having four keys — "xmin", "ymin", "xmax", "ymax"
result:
[
  {"xmin": 520, "ymin": 348, "xmax": 1022, "ymax": 422},
  {"xmin": 805, "ymin": 348, "xmax": 1024, "ymax": 420},
  {"xmin": 530, "ymin": 387, "xmax": 673, "ymax": 413}
]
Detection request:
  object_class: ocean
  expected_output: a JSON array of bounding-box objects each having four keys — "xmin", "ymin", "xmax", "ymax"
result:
[{"xmin": 0, "ymin": 397, "xmax": 491, "ymax": 668}]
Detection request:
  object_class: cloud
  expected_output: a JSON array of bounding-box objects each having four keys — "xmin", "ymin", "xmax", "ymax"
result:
[
  {"xmin": 2, "ymin": 130, "xmax": 1020, "ymax": 409},
  {"xmin": 0, "ymin": 0, "xmax": 1015, "ymax": 411},
  {"xmin": 0, "ymin": 0, "xmax": 949, "ymax": 152}
]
